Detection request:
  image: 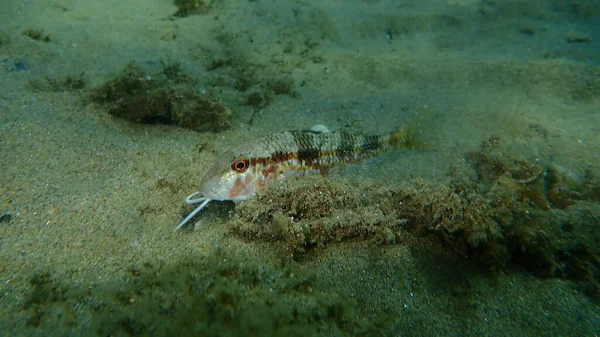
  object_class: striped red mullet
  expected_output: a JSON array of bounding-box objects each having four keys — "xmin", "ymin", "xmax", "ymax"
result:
[{"xmin": 175, "ymin": 127, "xmax": 417, "ymax": 231}]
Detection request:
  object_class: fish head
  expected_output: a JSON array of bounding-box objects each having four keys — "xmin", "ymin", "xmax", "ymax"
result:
[{"xmin": 196, "ymin": 150, "xmax": 263, "ymax": 201}]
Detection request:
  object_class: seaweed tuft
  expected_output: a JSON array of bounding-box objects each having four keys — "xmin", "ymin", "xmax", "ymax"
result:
[
  {"xmin": 14, "ymin": 252, "xmax": 373, "ymax": 336},
  {"xmin": 89, "ymin": 61, "xmax": 231, "ymax": 132},
  {"xmin": 234, "ymin": 175, "xmax": 404, "ymax": 258},
  {"xmin": 27, "ymin": 72, "xmax": 86, "ymax": 92},
  {"xmin": 22, "ymin": 28, "xmax": 51, "ymax": 42},
  {"xmin": 172, "ymin": 0, "xmax": 214, "ymax": 18}
]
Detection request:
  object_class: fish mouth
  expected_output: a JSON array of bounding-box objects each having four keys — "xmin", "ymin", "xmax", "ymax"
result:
[
  {"xmin": 174, "ymin": 187, "xmax": 248, "ymax": 232},
  {"xmin": 197, "ymin": 187, "xmax": 230, "ymax": 201}
]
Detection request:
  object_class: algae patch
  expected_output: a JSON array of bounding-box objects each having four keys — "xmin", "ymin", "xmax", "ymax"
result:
[
  {"xmin": 22, "ymin": 28, "xmax": 51, "ymax": 42},
  {"xmin": 90, "ymin": 61, "xmax": 231, "ymax": 132},
  {"xmin": 26, "ymin": 72, "xmax": 87, "ymax": 92},
  {"xmin": 13, "ymin": 251, "xmax": 373, "ymax": 336},
  {"xmin": 0, "ymin": 32, "xmax": 11, "ymax": 46},
  {"xmin": 172, "ymin": 0, "xmax": 214, "ymax": 18},
  {"xmin": 234, "ymin": 175, "xmax": 403, "ymax": 256}
]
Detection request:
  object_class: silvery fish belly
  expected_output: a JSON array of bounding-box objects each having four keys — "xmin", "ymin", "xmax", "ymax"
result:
[{"xmin": 175, "ymin": 127, "xmax": 416, "ymax": 231}]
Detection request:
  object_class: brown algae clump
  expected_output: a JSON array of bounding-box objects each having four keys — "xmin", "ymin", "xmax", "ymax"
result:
[
  {"xmin": 90, "ymin": 62, "xmax": 231, "ymax": 132},
  {"xmin": 234, "ymin": 175, "xmax": 402, "ymax": 256},
  {"xmin": 403, "ymin": 143, "xmax": 600, "ymax": 298},
  {"xmin": 172, "ymin": 0, "xmax": 214, "ymax": 18},
  {"xmin": 22, "ymin": 28, "xmax": 51, "ymax": 42}
]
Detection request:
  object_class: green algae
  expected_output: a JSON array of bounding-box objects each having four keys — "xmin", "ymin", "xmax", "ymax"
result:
[{"xmin": 13, "ymin": 250, "xmax": 373, "ymax": 336}]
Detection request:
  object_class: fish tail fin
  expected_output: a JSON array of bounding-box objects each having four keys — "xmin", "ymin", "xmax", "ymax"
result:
[{"xmin": 386, "ymin": 124, "xmax": 427, "ymax": 150}]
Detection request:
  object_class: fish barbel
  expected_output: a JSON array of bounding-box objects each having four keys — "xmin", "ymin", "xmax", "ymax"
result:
[{"xmin": 175, "ymin": 127, "xmax": 418, "ymax": 231}]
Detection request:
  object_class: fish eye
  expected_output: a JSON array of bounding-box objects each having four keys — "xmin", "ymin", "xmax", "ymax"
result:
[{"xmin": 231, "ymin": 158, "xmax": 249, "ymax": 172}]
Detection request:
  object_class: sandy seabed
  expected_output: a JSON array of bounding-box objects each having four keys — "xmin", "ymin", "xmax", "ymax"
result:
[{"xmin": 1, "ymin": 0, "xmax": 599, "ymax": 336}]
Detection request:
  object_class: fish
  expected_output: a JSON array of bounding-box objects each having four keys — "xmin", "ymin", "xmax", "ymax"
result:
[{"xmin": 175, "ymin": 126, "xmax": 419, "ymax": 231}]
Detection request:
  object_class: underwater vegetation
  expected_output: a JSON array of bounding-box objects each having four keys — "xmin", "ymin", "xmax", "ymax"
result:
[
  {"xmin": 13, "ymin": 250, "xmax": 373, "ymax": 337},
  {"xmin": 198, "ymin": 44, "xmax": 299, "ymax": 124},
  {"xmin": 0, "ymin": 32, "xmax": 11, "ymax": 46},
  {"xmin": 21, "ymin": 28, "xmax": 51, "ymax": 43},
  {"xmin": 172, "ymin": 0, "xmax": 214, "ymax": 18},
  {"xmin": 163, "ymin": 1, "xmax": 341, "ymax": 126},
  {"xmin": 234, "ymin": 136, "xmax": 600, "ymax": 299},
  {"xmin": 26, "ymin": 72, "xmax": 87, "ymax": 92},
  {"xmin": 90, "ymin": 61, "xmax": 231, "ymax": 132}
]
